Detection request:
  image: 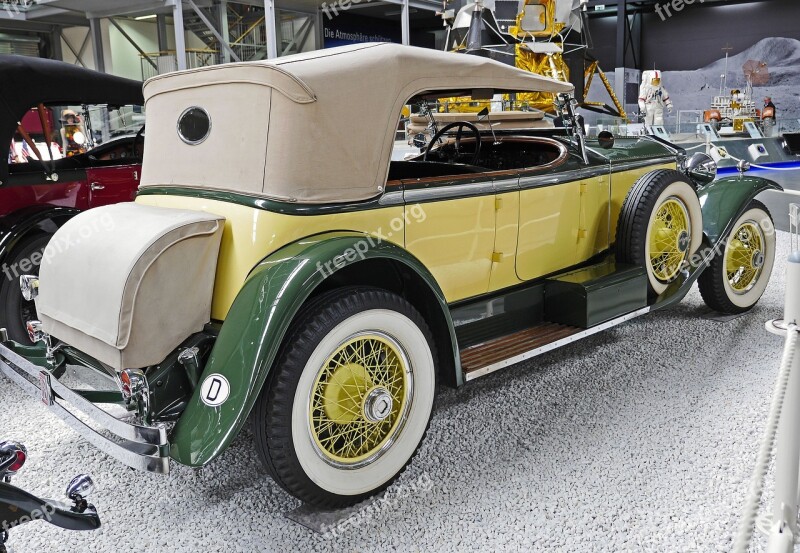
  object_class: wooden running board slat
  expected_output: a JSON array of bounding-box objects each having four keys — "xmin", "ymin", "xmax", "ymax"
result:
[{"xmin": 460, "ymin": 322, "xmax": 581, "ymax": 373}]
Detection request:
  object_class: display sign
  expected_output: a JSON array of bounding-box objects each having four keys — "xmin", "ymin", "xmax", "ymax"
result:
[
  {"xmin": 323, "ymin": 12, "xmax": 401, "ymax": 48},
  {"xmin": 744, "ymin": 121, "xmax": 764, "ymax": 139}
]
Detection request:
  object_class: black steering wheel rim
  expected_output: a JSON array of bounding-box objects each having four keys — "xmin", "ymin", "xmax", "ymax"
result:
[{"xmin": 423, "ymin": 121, "xmax": 482, "ymax": 166}]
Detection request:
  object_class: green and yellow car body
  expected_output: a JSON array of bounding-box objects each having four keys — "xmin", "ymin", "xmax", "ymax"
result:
[
  {"xmin": 0, "ymin": 44, "xmax": 781, "ymax": 483},
  {"xmin": 126, "ymin": 138, "xmax": 775, "ymax": 468}
]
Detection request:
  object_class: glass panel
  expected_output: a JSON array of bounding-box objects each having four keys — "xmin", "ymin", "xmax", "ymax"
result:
[
  {"xmin": 277, "ymin": 10, "xmax": 317, "ymax": 57},
  {"xmin": 10, "ymin": 103, "xmax": 144, "ymax": 164}
]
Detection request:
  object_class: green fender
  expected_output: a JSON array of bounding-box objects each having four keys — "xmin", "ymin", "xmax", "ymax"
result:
[
  {"xmin": 698, "ymin": 174, "xmax": 781, "ymax": 243},
  {"xmin": 169, "ymin": 231, "xmax": 459, "ymax": 467},
  {"xmin": 653, "ymin": 173, "xmax": 781, "ymax": 310}
]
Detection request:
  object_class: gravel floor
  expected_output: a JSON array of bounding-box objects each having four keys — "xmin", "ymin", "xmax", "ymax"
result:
[{"xmin": 1, "ymin": 233, "xmax": 796, "ymax": 553}]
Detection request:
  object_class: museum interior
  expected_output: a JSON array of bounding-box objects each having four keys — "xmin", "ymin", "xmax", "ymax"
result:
[{"xmin": 2, "ymin": 0, "xmax": 800, "ymax": 551}]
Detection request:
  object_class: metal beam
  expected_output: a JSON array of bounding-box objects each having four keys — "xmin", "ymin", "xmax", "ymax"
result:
[
  {"xmin": 49, "ymin": 27, "xmax": 63, "ymax": 60},
  {"xmin": 89, "ymin": 17, "xmax": 104, "ymax": 72},
  {"xmin": 109, "ymin": 17, "xmax": 158, "ymax": 70},
  {"xmin": 186, "ymin": 0, "xmax": 241, "ymax": 62},
  {"xmin": 0, "ymin": 16, "xmax": 58, "ymax": 32},
  {"xmin": 172, "ymin": 0, "xmax": 187, "ymax": 70},
  {"xmin": 371, "ymin": 0, "xmax": 439, "ymax": 10},
  {"xmin": 264, "ymin": 0, "xmax": 277, "ymax": 59},
  {"xmin": 614, "ymin": 0, "xmax": 626, "ymax": 68},
  {"xmin": 218, "ymin": 0, "xmax": 230, "ymax": 63},
  {"xmin": 61, "ymin": 30, "xmax": 87, "ymax": 67},
  {"xmin": 280, "ymin": 15, "xmax": 313, "ymax": 56},
  {"xmin": 156, "ymin": 13, "xmax": 168, "ymax": 51},
  {"xmin": 401, "ymin": 0, "xmax": 410, "ymax": 45}
]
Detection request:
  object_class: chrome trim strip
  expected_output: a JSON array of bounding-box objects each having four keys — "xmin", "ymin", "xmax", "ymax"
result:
[
  {"xmin": 611, "ymin": 157, "xmax": 676, "ymax": 172},
  {"xmin": 378, "ymin": 190, "xmax": 405, "ymax": 206},
  {"xmin": 464, "ymin": 306, "xmax": 651, "ymax": 382},
  {"xmin": 0, "ymin": 344, "xmax": 170, "ymax": 474},
  {"xmin": 493, "ymin": 178, "xmax": 519, "ymax": 192},
  {"xmin": 404, "ymin": 181, "xmax": 495, "ymax": 203}
]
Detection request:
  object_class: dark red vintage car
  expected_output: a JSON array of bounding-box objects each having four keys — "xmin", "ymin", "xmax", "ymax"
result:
[{"xmin": 0, "ymin": 55, "xmax": 143, "ymax": 341}]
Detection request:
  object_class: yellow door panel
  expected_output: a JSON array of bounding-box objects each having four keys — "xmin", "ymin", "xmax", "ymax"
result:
[
  {"xmin": 516, "ymin": 182, "xmax": 581, "ymax": 281},
  {"xmin": 489, "ymin": 191, "xmax": 522, "ymax": 292},
  {"xmin": 405, "ymin": 196, "xmax": 496, "ymax": 302},
  {"xmin": 578, "ymin": 173, "xmax": 612, "ymax": 260},
  {"xmin": 609, "ymin": 163, "xmax": 675, "ymax": 241}
]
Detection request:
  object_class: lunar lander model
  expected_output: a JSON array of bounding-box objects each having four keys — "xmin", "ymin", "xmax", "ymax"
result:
[
  {"xmin": 704, "ymin": 57, "xmax": 772, "ymax": 134},
  {"xmin": 437, "ymin": 0, "xmax": 625, "ymax": 118}
]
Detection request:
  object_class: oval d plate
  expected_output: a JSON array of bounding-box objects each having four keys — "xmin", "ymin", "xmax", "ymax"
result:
[{"xmin": 199, "ymin": 374, "xmax": 230, "ymax": 407}]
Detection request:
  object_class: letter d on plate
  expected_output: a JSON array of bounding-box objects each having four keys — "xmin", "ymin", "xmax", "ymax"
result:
[{"xmin": 199, "ymin": 374, "xmax": 230, "ymax": 407}]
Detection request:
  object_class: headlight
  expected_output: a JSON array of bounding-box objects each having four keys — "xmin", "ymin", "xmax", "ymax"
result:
[{"xmin": 684, "ymin": 152, "xmax": 717, "ymax": 186}]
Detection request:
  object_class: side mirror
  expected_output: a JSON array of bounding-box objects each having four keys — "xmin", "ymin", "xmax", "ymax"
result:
[{"xmin": 685, "ymin": 152, "xmax": 717, "ymax": 186}]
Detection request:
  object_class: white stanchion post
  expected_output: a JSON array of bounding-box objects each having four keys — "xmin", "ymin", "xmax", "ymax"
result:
[{"xmin": 767, "ymin": 253, "xmax": 800, "ymax": 552}]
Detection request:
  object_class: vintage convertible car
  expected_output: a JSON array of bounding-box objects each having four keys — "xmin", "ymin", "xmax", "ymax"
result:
[
  {"xmin": 0, "ymin": 44, "xmax": 780, "ymax": 508},
  {"xmin": 0, "ymin": 55, "xmax": 144, "ymax": 343}
]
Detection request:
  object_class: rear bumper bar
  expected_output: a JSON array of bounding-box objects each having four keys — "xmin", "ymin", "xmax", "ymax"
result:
[{"xmin": 0, "ymin": 343, "xmax": 170, "ymax": 474}]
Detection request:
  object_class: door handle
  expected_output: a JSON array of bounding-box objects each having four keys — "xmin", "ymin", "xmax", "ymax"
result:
[{"xmin": 90, "ymin": 182, "xmax": 105, "ymax": 191}]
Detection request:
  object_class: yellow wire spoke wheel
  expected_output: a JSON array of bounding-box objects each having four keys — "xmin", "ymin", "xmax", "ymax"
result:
[
  {"xmin": 648, "ymin": 196, "xmax": 691, "ymax": 283},
  {"xmin": 724, "ymin": 220, "xmax": 765, "ymax": 294},
  {"xmin": 309, "ymin": 332, "xmax": 412, "ymax": 468},
  {"xmin": 698, "ymin": 201, "xmax": 774, "ymax": 314}
]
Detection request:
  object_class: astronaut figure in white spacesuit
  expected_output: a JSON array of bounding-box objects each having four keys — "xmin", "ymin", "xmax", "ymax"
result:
[{"xmin": 638, "ymin": 70, "xmax": 673, "ymax": 127}]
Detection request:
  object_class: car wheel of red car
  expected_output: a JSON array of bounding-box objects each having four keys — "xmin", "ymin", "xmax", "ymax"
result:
[
  {"xmin": 698, "ymin": 200, "xmax": 775, "ymax": 314},
  {"xmin": 616, "ymin": 169, "xmax": 703, "ymax": 297},
  {"xmin": 0, "ymin": 234, "xmax": 50, "ymax": 343},
  {"xmin": 254, "ymin": 286, "xmax": 437, "ymax": 508}
]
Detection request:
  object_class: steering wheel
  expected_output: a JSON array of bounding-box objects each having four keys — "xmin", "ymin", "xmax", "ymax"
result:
[
  {"xmin": 132, "ymin": 124, "xmax": 145, "ymax": 159},
  {"xmin": 424, "ymin": 121, "xmax": 482, "ymax": 166}
]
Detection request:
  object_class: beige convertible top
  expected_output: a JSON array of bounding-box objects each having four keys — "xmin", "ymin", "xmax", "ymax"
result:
[{"xmin": 141, "ymin": 42, "xmax": 574, "ymax": 204}]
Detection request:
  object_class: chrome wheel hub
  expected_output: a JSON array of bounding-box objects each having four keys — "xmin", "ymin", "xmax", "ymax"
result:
[
  {"xmin": 752, "ymin": 250, "xmax": 765, "ymax": 269},
  {"xmin": 677, "ymin": 230, "xmax": 690, "ymax": 253},
  {"xmin": 363, "ymin": 387, "xmax": 394, "ymax": 423}
]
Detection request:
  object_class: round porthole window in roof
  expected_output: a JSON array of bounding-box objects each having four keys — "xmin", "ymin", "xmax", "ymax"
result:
[{"xmin": 177, "ymin": 107, "xmax": 211, "ymax": 145}]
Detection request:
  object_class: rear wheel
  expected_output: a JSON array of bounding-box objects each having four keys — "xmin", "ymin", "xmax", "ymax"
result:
[
  {"xmin": 254, "ymin": 287, "xmax": 437, "ymax": 508},
  {"xmin": 698, "ymin": 201, "xmax": 775, "ymax": 314},
  {"xmin": 0, "ymin": 234, "xmax": 50, "ymax": 343},
  {"xmin": 616, "ymin": 169, "xmax": 703, "ymax": 297}
]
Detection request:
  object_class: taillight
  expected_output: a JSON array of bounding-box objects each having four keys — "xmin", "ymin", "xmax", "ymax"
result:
[
  {"xmin": 8, "ymin": 449, "xmax": 26, "ymax": 472},
  {"xmin": 120, "ymin": 370, "xmax": 132, "ymax": 398}
]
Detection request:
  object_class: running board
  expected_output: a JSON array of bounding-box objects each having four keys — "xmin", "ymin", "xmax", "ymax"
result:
[{"xmin": 462, "ymin": 307, "xmax": 651, "ymax": 381}]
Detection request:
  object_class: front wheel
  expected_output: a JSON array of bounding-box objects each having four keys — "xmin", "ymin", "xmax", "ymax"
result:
[
  {"xmin": 698, "ymin": 201, "xmax": 775, "ymax": 314},
  {"xmin": 254, "ymin": 287, "xmax": 437, "ymax": 508},
  {"xmin": 616, "ymin": 169, "xmax": 703, "ymax": 297}
]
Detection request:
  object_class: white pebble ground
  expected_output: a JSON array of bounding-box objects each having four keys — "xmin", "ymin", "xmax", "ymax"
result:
[{"xmin": 1, "ymin": 233, "xmax": 796, "ymax": 553}]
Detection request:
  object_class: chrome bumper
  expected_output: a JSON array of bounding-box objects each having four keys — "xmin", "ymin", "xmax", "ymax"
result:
[{"xmin": 0, "ymin": 343, "xmax": 170, "ymax": 474}]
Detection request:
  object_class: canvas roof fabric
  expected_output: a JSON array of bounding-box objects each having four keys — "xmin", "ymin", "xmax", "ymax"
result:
[{"xmin": 141, "ymin": 42, "xmax": 574, "ymax": 204}]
